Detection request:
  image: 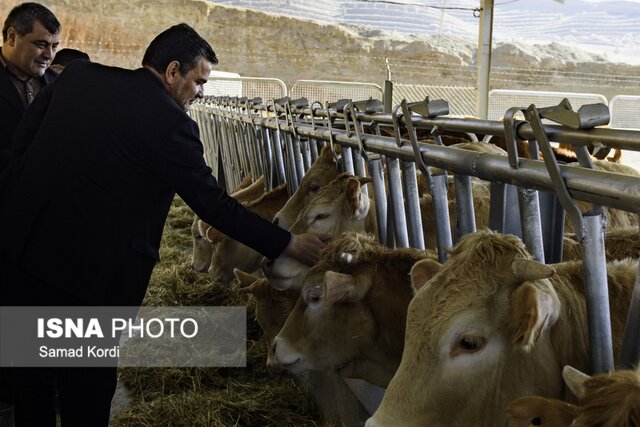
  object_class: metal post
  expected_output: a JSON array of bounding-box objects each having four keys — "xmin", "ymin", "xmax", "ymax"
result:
[
  {"xmin": 477, "ymin": 0, "xmax": 494, "ymax": 119},
  {"xmin": 430, "ymin": 174, "xmax": 453, "ymax": 263},
  {"xmin": 369, "ymin": 156, "xmax": 388, "ymax": 246},
  {"xmin": 582, "ymin": 213, "xmax": 614, "ymax": 374},
  {"xmin": 386, "ymin": 157, "xmax": 409, "ymax": 248},
  {"xmin": 269, "ymin": 128, "xmax": 287, "ymax": 187},
  {"xmin": 620, "ymin": 261, "xmax": 640, "ymax": 370},
  {"xmin": 453, "ymin": 174, "xmax": 476, "ymax": 240},
  {"xmin": 402, "ymin": 161, "xmax": 425, "ymax": 250},
  {"xmin": 518, "ymin": 187, "xmax": 545, "ymax": 262}
]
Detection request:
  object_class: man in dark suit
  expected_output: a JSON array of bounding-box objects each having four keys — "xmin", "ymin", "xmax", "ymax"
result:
[
  {"xmin": 0, "ymin": 2, "xmax": 60, "ymax": 174},
  {"xmin": 0, "ymin": 23, "xmax": 327, "ymax": 426}
]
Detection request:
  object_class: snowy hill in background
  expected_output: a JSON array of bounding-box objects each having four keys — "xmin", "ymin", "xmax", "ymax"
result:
[{"xmin": 208, "ymin": 0, "xmax": 640, "ymax": 65}]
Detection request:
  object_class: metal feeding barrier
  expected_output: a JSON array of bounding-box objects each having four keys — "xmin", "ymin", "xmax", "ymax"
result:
[{"xmin": 190, "ymin": 95, "xmax": 640, "ymax": 375}]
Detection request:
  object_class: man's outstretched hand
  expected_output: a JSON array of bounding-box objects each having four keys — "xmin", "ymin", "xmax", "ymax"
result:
[{"xmin": 284, "ymin": 233, "xmax": 332, "ymax": 266}]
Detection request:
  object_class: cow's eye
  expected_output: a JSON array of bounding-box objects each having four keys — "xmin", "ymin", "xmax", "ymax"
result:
[
  {"xmin": 308, "ymin": 184, "xmax": 320, "ymax": 192},
  {"xmin": 451, "ymin": 334, "xmax": 486, "ymax": 357},
  {"xmin": 313, "ymin": 213, "xmax": 330, "ymax": 222},
  {"xmin": 303, "ymin": 285, "xmax": 323, "ymax": 306},
  {"xmin": 460, "ymin": 336, "xmax": 479, "ymax": 350},
  {"xmin": 195, "ymin": 234, "xmax": 203, "ymax": 241}
]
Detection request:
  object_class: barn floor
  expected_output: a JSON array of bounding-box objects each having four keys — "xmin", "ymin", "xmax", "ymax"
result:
[{"xmin": 106, "ymin": 197, "xmax": 332, "ymax": 427}]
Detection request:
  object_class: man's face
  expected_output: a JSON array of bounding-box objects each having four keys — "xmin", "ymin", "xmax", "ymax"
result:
[
  {"xmin": 6, "ymin": 20, "xmax": 60, "ymax": 78},
  {"xmin": 167, "ymin": 57, "xmax": 212, "ymax": 111}
]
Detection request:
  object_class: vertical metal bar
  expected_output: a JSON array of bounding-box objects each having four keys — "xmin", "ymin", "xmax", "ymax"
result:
[
  {"xmin": 342, "ymin": 146, "xmax": 355, "ymax": 174},
  {"xmin": 369, "ymin": 156, "xmax": 388, "ymax": 247},
  {"xmin": 582, "ymin": 213, "xmax": 614, "ymax": 374},
  {"xmin": 453, "ymin": 174, "xmax": 476, "ymax": 240},
  {"xmin": 259, "ymin": 126, "xmax": 274, "ymax": 191},
  {"xmin": 476, "ymin": 0, "xmax": 494, "ymax": 119},
  {"xmin": 386, "ymin": 157, "xmax": 409, "ymax": 248},
  {"xmin": 310, "ymin": 138, "xmax": 319, "ymax": 163},
  {"xmin": 301, "ymin": 138, "xmax": 312, "ymax": 173},
  {"xmin": 620, "ymin": 261, "xmax": 640, "ymax": 370},
  {"xmin": 284, "ymin": 132, "xmax": 299, "ymax": 192},
  {"xmin": 270, "ymin": 128, "xmax": 287, "ymax": 187},
  {"xmin": 540, "ymin": 191, "xmax": 566, "ymax": 264},
  {"xmin": 401, "ymin": 161, "xmax": 425, "ymax": 250},
  {"xmin": 291, "ymin": 132, "xmax": 305, "ymax": 185},
  {"xmin": 518, "ymin": 187, "xmax": 545, "ymax": 262},
  {"xmin": 352, "ymin": 150, "xmax": 368, "ymax": 197},
  {"xmin": 430, "ymin": 174, "xmax": 453, "ymax": 263}
]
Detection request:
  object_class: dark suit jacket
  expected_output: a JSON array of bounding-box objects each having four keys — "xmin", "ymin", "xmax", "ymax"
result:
[
  {"xmin": 0, "ymin": 61, "xmax": 291, "ymax": 306},
  {"xmin": 0, "ymin": 47, "xmax": 57, "ymax": 174}
]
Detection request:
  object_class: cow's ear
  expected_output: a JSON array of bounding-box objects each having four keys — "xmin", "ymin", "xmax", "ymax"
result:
[
  {"xmin": 323, "ymin": 270, "xmax": 368, "ymax": 305},
  {"xmin": 562, "ymin": 365, "xmax": 590, "ymax": 401},
  {"xmin": 318, "ymin": 145, "xmax": 336, "ymax": 165},
  {"xmin": 506, "ymin": 395, "xmax": 579, "ymax": 427},
  {"xmin": 234, "ymin": 269, "xmax": 267, "ymax": 297},
  {"xmin": 509, "ymin": 282, "xmax": 560, "ymax": 351},
  {"xmin": 234, "ymin": 268, "xmax": 258, "ymax": 286},
  {"xmin": 410, "ymin": 259, "xmax": 441, "ymax": 292},
  {"xmin": 204, "ymin": 227, "xmax": 225, "ymax": 243},
  {"xmin": 346, "ymin": 178, "xmax": 369, "ymax": 220}
]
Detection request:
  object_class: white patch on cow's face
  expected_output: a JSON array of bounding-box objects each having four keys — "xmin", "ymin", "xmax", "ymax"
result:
[{"xmin": 439, "ymin": 314, "xmax": 504, "ymax": 377}]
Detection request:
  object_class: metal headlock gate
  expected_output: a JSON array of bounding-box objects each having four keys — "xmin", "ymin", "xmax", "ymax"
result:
[{"xmin": 190, "ymin": 95, "xmax": 640, "ymax": 376}]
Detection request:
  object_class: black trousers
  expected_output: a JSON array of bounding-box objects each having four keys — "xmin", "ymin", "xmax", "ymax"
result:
[
  {"xmin": 10, "ymin": 366, "xmax": 117, "ymax": 427},
  {"xmin": 1, "ymin": 265, "xmax": 119, "ymax": 427}
]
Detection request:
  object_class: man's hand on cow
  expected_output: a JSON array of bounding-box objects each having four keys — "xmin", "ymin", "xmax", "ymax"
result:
[{"xmin": 285, "ymin": 233, "xmax": 332, "ymax": 266}]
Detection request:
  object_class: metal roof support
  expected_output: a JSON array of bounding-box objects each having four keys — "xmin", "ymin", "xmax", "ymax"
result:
[{"xmin": 476, "ymin": 0, "xmax": 494, "ymax": 119}]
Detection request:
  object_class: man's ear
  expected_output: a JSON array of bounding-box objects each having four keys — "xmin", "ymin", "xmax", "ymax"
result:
[
  {"xmin": 7, "ymin": 27, "xmax": 17, "ymax": 46},
  {"xmin": 164, "ymin": 60, "xmax": 181, "ymax": 84}
]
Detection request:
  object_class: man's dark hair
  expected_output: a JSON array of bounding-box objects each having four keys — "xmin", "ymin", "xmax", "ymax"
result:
[
  {"xmin": 142, "ymin": 23, "xmax": 218, "ymax": 75},
  {"xmin": 51, "ymin": 48, "xmax": 90, "ymax": 67},
  {"xmin": 2, "ymin": 2, "xmax": 61, "ymax": 42}
]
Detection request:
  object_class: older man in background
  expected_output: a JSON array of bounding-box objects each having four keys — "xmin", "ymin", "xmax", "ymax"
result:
[{"xmin": 0, "ymin": 2, "xmax": 60, "ymax": 174}]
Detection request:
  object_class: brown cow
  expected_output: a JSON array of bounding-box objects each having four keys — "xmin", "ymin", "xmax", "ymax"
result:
[
  {"xmin": 366, "ymin": 229, "xmax": 637, "ymax": 427},
  {"xmin": 263, "ymin": 173, "xmax": 377, "ymax": 290},
  {"xmin": 208, "ymin": 183, "xmax": 289, "ymax": 284},
  {"xmin": 272, "ymin": 232, "xmax": 429, "ymax": 387},
  {"xmin": 272, "ymin": 145, "xmax": 340, "ymax": 231},
  {"xmin": 234, "ymin": 269, "xmax": 299, "ymax": 373},
  {"xmin": 190, "ymin": 175, "xmax": 265, "ymax": 272},
  {"xmin": 507, "ymin": 365, "xmax": 640, "ymax": 427}
]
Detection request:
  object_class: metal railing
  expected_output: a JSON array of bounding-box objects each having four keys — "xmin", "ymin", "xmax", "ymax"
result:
[{"xmin": 191, "ymin": 94, "xmax": 640, "ymax": 376}]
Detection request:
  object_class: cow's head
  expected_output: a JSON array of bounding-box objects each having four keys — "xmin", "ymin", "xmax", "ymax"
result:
[
  {"xmin": 271, "ymin": 232, "xmax": 420, "ymax": 387},
  {"xmin": 263, "ymin": 174, "xmax": 373, "ymax": 290},
  {"xmin": 208, "ymin": 184, "xmax": 288, "ymax": 284},
  {"xmin": 234, "ymin": 269, "xmax": 299, "ymax": 374},
  {"xmin": 272, "ymin": 145, "xmax": 339, "ymax": 231},
  {"xmin": 191, "ymin": 216, "xmax": 215, "ymax": 273},
  {"xmin": 367, "ymin": 229, "xmax": 565, "ymax": 427},
  {"xmin": 507, "ymin": 365, "xmax": 640, "ymax": 427}
]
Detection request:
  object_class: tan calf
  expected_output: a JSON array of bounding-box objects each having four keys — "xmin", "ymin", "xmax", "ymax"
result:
[
  {"xmin": 272, "ymin": 232, "xmax": 429, "ymax": 387},
  {"xmin": 263, "ymin": 173, "xmax": 376, "ymax": 290},
  {"xmin": 367, "ymin": 229, "xmax": 637, "ymax": 427},
  {"xmin": 273, "ymin": 145, "xmax": 339, "ymax": 231},
  {"xmin": 234, "ymin": 269, "xmax": 299, "ymax": 373},
  {"xmin": 208, "ymin": 183, "xmax": 289, "ymax": 284},
  {"xmin": 191, "ymin": 175, "xmax": 265, "ymax": 272},
  {"xmin": 507, "ymin": 365, "xmax": 640, "ymax": 427}
]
